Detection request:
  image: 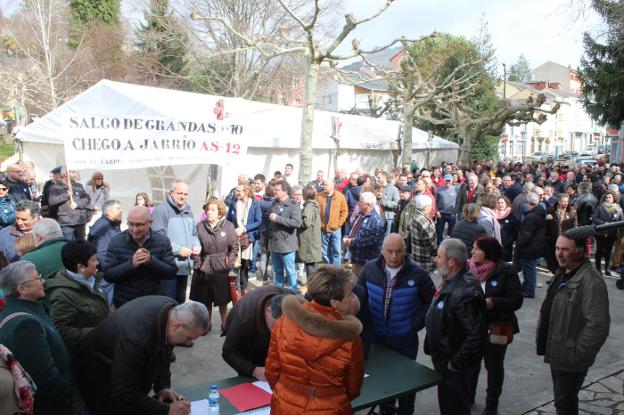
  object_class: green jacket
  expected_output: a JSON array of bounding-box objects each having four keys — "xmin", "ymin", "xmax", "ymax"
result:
[
  {"xmin": 45, "ymin": 269, "xmax": 110, "ymax": 354},
  {"xmin": 539, "ymin": 260, "xmax": 611, "ymax": 372},
  {"xmin": 0, "ymin": 297, "xmax": 73, "ymax": 415},
  {"xmin": 21, "ymin": 237, "xmax": 67, "ymax": 278},
  {"xmin": 298, "ymin": 200, "xmax": 322, "ymax": 263}
]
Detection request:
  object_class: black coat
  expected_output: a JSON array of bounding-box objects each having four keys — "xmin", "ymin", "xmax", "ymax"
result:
[
  {"xmin": 483, "ymin": 261, "xmax": 523, "ymax": 333},
  {"xmin": 103, "ymin": 230, "xmax": 177, "ymax": 307},
  {"xmin": 455, "ymin": 182, "xmax": 484, "ymax": 215},
  {"xmin": 575, "ymin": 193, "xmax": 598, "ymax": 226},
  {"xmin": 451, "ymin": 220, "xmax": 486, "ymax": 253},
  {"xmin": 73, "ymin": 296, "xmax": 176, "ymax": 415},
  {"xmin": 517, "ymin": 205, "xmax": 546, "ymax": 260},
  {"xmin": 498, "ymin": 212, "xmax": 519, "ymax": 262},
  {"xmin": 424, "ymin": 267, "xmax": 486, "ymax": 372},
  {"xmin": 222, "ymin": 285, "xmax": 291, "ymax": 377},
  {"xmin": 48, "ymin": 179, "xmax": 91, "ymax": 226}
]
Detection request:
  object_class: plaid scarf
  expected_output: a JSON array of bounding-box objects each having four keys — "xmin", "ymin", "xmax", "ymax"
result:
[
  {"xmin": 383, "ymin": 267, "xmax": 398, "ymax": 319},
  {"xmin": 469, "ymin": 258, "xmax": 496, "ymax": 282}
]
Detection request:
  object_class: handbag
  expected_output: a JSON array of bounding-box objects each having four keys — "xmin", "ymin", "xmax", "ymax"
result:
[
  {"xmin": 488, "ymin": 320, "xmax": 514, "ymax": 345},
  {"xmin": 227, "ymin": 274, "xmax": 241, "ymax": 305},
  {"xmin": 238, "ymin": 232, "xmax": 250, "ymax": 250}
]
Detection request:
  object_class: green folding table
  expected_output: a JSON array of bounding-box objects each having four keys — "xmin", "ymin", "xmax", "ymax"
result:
[{"xmin": 178, "ymin": 344, "xmax": 441, "ymax": 414}]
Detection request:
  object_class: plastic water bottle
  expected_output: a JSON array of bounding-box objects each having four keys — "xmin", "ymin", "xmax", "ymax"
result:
[{"xmin": 208, "ymin": 384, "xmax": 220, "ymax": 414}]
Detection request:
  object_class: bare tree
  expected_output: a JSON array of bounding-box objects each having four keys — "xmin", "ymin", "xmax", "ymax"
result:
[
  {"xmin": 192, "ymin": 0, "xmax": 428, "ymax": 182},
  {"xmin": 0, "ymin": 0, "xmax": 84, "ymax": 113},
  {"xmin": 420, "ymin": 94, "xmax": 560, "ymax": 161}
]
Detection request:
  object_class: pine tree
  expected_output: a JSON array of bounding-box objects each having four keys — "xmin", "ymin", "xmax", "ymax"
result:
[
  {"xmin": 508, "ymin": 54, "xmax": 532, "ymax": 83},
  {"xmin": 68, "ymin": 0, "xmax": 120, "ymax": 47},
  {"xmin": 579, "ymin": 0, "xmax": 624, "ymax": 127},
  {"xmin": 136, "ymin": 0, "xmax": 189, "ymax": 82}
]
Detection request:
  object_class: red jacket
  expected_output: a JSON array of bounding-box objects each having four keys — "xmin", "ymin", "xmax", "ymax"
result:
[{"xmin": 265, "ymin": 296, "xmax": 364, "ymax": 414}]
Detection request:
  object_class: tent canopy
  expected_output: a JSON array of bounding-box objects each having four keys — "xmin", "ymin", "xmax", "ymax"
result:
[{"xmin": 16, "ymin": 79, "xmax": 459, "ymax": 152}]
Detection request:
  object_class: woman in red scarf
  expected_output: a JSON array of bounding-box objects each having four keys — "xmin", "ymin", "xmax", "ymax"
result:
[{"xmin": 468, "ymin": 236, "xmax": 523, "ymax": 415}]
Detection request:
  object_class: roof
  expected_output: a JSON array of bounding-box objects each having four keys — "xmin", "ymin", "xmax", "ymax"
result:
[
  {"xmin": 16, "ymin": 79, "xmax": 458, "ymax": 153},
  {"xmin": 533, "ymin": 61, "xmax": 578, "ymax": 74},
  {"xmin": 339, "ymin": 47, "xmax": 402, "ymax": 71}
]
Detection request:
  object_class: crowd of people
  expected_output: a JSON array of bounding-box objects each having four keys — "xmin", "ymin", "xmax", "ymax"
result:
[{"xmin": 0, "ymin": 158, "xmax": 615, "ymax": 415}]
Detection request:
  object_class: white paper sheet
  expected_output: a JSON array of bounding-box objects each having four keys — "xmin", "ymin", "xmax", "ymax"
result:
[
  {"xmin": 251, "ymin": 381, "xmax": 273, "ymax": 394},
  {"xmin": 190, "ymin": 399, "xmax": 210, "ymax": 415}
]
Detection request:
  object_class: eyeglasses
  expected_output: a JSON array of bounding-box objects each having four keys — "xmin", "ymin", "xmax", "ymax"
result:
[
  {"xmin": 0, "ymin": 187, "xmax": 7, "ymax": 191},
  {"xmin": 18, "ymin": 274, "xmax": 43, "ymax": 286}
]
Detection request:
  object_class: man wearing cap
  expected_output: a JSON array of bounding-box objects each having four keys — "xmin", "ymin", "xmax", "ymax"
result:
[
  {"xmin": 393, "ymin": 185, "xmax": 416, "ymax": 249},
  {"xmin": 41, "ymin": 167, "xmax": 62, "ymax": 218},
  {"xmin": 48, "ymin": 168, "xmax": 91, "ymax": 241},
  {"xmin": 536, "ymin": 232, "xmax": 610, "ymax": 414},
  {"xmin": 435, "ymin": 174, "xmax": 458, "ymax": 245},
  {"xmin": 316, "ymin": 179, "xmax": 348, "ymax": 266}
]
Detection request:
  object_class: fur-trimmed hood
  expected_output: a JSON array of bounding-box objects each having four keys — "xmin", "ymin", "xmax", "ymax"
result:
[{"xmin": 282, "ymin": 295, "xmax": 362, "ymax": 340}]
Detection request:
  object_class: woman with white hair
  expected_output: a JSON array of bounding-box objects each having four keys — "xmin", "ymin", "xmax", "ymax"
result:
[
  {"xmin": 0, "ymin": 261, "xmax": 73, "ymax": 415},
  {"xmin": 343, "ymin": 192, "xmax": 385, "ymax": 276}
]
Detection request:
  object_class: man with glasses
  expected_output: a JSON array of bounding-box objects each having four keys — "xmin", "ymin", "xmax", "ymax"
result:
[
  {"xmin": 102, "ymin": 206, "xmax": 177, "ymax": 307},
  {"xmin": 0, "ymin": 199, "xmax": 40, "ymax": 262},
  {"xmin": 152, "ymin": 180, "xmax": 200, "ymax": 304},
  {"xmin": 73, "ymin": 297, "xmax": 209, "ymax": 415}
]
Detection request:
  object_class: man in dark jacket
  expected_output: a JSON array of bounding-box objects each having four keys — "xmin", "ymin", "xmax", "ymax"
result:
[
  {"xmin": 516, "ymin": 192, "xmax": 547, "ymax": 298},
  {"xmin": 344, "ymin": 191, "xmax": 385, "ymax": 277},
  {"xmin": 6, "ymin": 163, "xmax": 31, "ymax": 202},
  {"xmin": 222, "ymin": 285, "xmax": 289, "ymax": 380},
  {"xmin": 536, "ymin": 233, "xmax": 610, "ymax": 415},
  {"xmin": 152, "ymin": 180, "xmax": 200, "ymax": 304},
  {"xmin": 88, "ymin": 199, "xmax": 122, "ymax": 304},
  {"xmin": 425, "ymin": 238, "xmax": 485, "ymax": 415},
  {"xmin": 47, "ymin": 168, "xmax": 91, "ymax": 241},
  {"xmin": 73, "ymin": 296, "xmax": 209, "ymax": 415},
  {"xmin": 455, "ymin": 173, "xmax": 484, "ymax": 218},
  {"xmin": 358, "ymin": 233, "xmax": 435, "ymax": 414},
  {"xmin": 575, "ymin": 181, "xmax": 598, "ymax": 226},
  {"xmin": 267, "ymin": 180, "xmax": 301, "ymax": 294},
  {"xmin": 103, "ymin": 206, "xmax": 177, "ymax": 307}
]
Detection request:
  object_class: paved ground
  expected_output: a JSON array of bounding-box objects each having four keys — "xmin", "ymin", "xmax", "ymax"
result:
[{"xmin": 171, "ymin": 265, "xmax": 624, "ymax": 415}]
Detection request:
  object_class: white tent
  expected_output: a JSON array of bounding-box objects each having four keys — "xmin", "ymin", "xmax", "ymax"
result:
[{"xmin": 16, "ymin": 80, "xmax": 459, "ymax": 212}]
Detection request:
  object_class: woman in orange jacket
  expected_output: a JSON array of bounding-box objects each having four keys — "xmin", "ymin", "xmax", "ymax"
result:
[{"xmin": 265, "ymin": 265, "xmax": 365, "ymax": 414}]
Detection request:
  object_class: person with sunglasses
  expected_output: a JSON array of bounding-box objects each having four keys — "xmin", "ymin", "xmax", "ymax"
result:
[
  {"xmin": 0, "ymin": 179, "xmax": 16, "ymax": 229},
  {"xmin": 0, "ymin": 260, "xmax": 73, "ymax": 415}
]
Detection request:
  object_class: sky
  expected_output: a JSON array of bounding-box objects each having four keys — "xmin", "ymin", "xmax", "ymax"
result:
[{"xmin": 336, "ymin": 0, "xmax": 603, "ymax": 72}]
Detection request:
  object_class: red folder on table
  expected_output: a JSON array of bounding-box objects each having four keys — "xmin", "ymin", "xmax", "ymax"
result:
[{"xmin": 220, "ymin": 383, "xmax": 272, "ymax": 412}]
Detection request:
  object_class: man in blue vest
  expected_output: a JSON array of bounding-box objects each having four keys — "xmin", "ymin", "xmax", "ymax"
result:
[{"xmin": 356, "ymin": 233, "xmax": 435, "ymax": 414}]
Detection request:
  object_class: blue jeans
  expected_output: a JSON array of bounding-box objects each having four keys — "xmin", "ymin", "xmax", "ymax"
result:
[
  {"xmin": 160, "ymin": 275, "xmax": 189, "ymax": 304},
  {"xmin": 385, "ymin": 218, "xmax": 393, "ymax": 236},
  {"xmin": 436, "ymin": 213, "xmax": 456, "ymax": 246},
  {"xmin": 321, "ymin": 229, "xmax": 342, "ymax": 266},
  {"xmin": 519, "ymin": 258, "xmax": 537, "ymax": 298},
  {"xmin": 249, "ymin": 240, "xmax": 261, "ymax": 272},
  {"xmin": 272, "ymin": 252, "xmax": 297, "ymax": 293}
]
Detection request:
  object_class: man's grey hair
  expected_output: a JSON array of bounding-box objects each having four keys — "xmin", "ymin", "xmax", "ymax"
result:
[
  {"xmin": 414, "ymin": 194, "xmax": 433, "ymax": 209},
  {"xmin": 440, "ymin": 238, "xmax": 467, "ymax": 268},
  {"xmin": 526, "ymin": 192, "xmax": 540, "ymax": 206},
  {"xmin": 16, "ymin": 199, "xmax": 40, "ymax": 217},
  {"xmin": 466, "ymin": 173, "xmax": 478, "ymax": 181},
  {"xmin": 169, "ymin": 179, "xmax": 187, "ymax": 192},
  {"xmin": 503, "ymin": 175, "xmax": 511, "ymax": 181},
  {"xmin": 522, "ymin": 182, "xmax": 534, "ymax": 193},
  {"xmin": 0, "ymin": 260, "xmax": 37, "ymax": 297},
  {"xmin": 359, "ymin": 191, "xmax": 377, "ymax": 207},
  {"xmin": 291, "ymin": 184, "xmax": 302, "ymax": 194},
  {"xmin": 608, "ymin": 184, "xmax": 620, "ymax": 194},
  {"xmin": 173, "ymin": 301, "xmax": 210, "ymax": 331},
  {"xmin": 32, "ymin": 218, "xmax": 62, "ymax": 242},
  {"xmin": 102, "ymin": 199, "xmax": 120, "ymax": 214},
  {"xmin": 578, "ymin": 181, "xmax": 592, "ymax": 194}
]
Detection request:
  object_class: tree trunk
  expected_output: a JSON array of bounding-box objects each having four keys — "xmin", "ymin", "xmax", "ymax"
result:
[
  {"xmin": 298, "ymin": 59, "xmax": 319, "ymax": 185},
  {"xmin": 459, "ymin": 127, "xmax": 476, "ymax": 162},
  {"xmin": 401, "ymin": 101, "xmax": 414, "ymax": 166}
]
